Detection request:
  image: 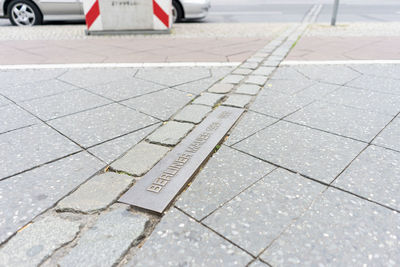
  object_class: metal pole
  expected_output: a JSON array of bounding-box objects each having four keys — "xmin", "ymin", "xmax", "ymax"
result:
[{"xmin": 331, "ymin": 0, "xmax": 340, "ymax": 26}]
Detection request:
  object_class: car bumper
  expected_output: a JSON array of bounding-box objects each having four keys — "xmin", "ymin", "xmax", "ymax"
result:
[
  {"xmin": 182, "ymin": 0, "xmax": 211, "ymax": 20},
  {"xmin": 0, "ymin": 5, "xmax": 5, "ymax": 17}
]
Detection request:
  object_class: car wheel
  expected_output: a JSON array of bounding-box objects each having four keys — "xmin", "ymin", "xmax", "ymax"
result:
[
  {"xmin": 7, "ymin": 0, "xmax": 43, "ymax": 26},
  {"xmin": 172, "ymin": 0, "xmax": 183, "ymax": 23}
]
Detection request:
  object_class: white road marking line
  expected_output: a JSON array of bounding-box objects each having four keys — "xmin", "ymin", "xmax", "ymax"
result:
[
  {"xmin": 0, "ymin": 62, "xmax": 241, "ymax": 70},
  {"xmin": 281, "ymin": 60, "xmax": 400, "ymax": 65},
  {"xmin": 210, "ymin": 11, "xmax": 283, "ymax": 15}
]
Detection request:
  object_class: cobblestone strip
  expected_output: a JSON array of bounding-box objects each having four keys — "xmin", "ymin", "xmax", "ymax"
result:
[
  {"xmin": 0, "ymin": 8, "xmax": 321, "ymax": 267},
  {"xmin": 125, "ymin": 5, "xmax": 323, "ymax": 267}
]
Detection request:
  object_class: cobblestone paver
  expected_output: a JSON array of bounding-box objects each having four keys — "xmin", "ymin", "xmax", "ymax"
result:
[
  {"xmin": 56, "ymin": 172, "xmax": 134, "ymax": 213},
  {"xmin": 173, "ymin": 105, "xmax": 212, "ymax": 124},
  {"xmin": 146, "ymin": 121, "xmax": 194, "ymax": 146},
  {"xmin": 2, "ymin": 8, "xmax": 400, "ymax": 267},
  {"xmin": 0, "ymin": 216, "xmax": 80, "ymax": 267},
  {"xmin": 0, "ymin": 65, "xmax": 233, "ymax": 248},
  {"xmin": 131, "ymin": 34, "xmax": 400, "ymax": 267},
  {"xmin": 59, "ymin": 205, "xmax": 149, "ymax": 267},
  {"xmin": 111, "ymin": 142, "xmax": 170, "ymax": 176}
]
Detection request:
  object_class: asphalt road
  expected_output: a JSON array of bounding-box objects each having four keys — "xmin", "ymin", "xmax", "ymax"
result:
[
  {"xmin": 0, "ymin": 0, "xmax": 400, "ymax": 26},
  {"xmin": 208, "ymin": 0, "xmax": 400, "ymax": 23}
]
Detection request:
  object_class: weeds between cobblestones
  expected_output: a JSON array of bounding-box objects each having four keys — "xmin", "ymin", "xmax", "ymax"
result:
[{"xmin": 0, "ymin": 6, "xmax": 322, "ymax": 266}]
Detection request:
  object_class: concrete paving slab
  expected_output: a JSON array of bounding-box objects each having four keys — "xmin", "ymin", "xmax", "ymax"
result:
[
  {"xmin": 86, "ymin": 77, "xmax": 166, "ymax": 101},
  {"xmin": 233, "ymin": 121, "xmax": 366, "ymax": 183},
  {"xmin": 266, "ymin": 78, "xmax": 315, "ymax": 95},
  {"xmin": 0, "ymin": 79, "xmax": 79, "ymax": 102},
  {"xmin": 20, "ymin": 89, "xmax": 111, "ymax": 121},
  {"xmin": 122, "ymin": 89, "xmax": 193, "ymax": 121},
  {"xmin": 0, "ymin": 216, "xmax": 80, "ymax": 267},
  {"xmin": 271, "ymin": 66, "xmax": 306, "ymax": 80},
  {"xmin": 249, "ymin": 260, "xmax": 269, "ymax": 267},
  {"xmin": 0, "ymin": 69, "xmax": 65, "ymax": 87},
  {"xmin": 176, "ymin": 146, "xmax": 275, "ymax": 220},
  {"xmin": 294, "ymin": 65, "xmax": 361, "ymax": 85},
  {"xmin": 136, "ymin": 67, "xmax": 210, "ymax": 87},
  {"xmin": 287, "ymin": 36, "xmax": 400, "ymax": 61},
  {"xmin": 173, "ymin": 104, "xmax": 212, "ymax": 124},
  {"xmin": 373, "ymin": 118, "xmax": 400, "ymax": 152},
  {"xmin": 129, "ymin": 208, "xmax": 252, "ymax": 267},
  {"xmin": 350, "ymin": 64, "xmax": 400, "ymax": 80},
  {"xmin": 221, "ymin": 75, "xmax": 244, "ymax": 84},
  {"xmin": 58, "ymin": 68, "xmax": 136, "ymax": 88},
  {"xmin": 147, "ymin": 121, "xmax": 194, "ymax": 146},
  {"xmin": 211, "ymin": 67, "xmax": 236, "ymax": 81},
  {"xmin": 347, "ymin": 75, "xmax": 400, "ymax": 95},
  {"xmin": 261, "ymin": 188, "xmax": 400, "ymax": 266},
  {"xmin": 111, "ymin": 142, "xmax": 170, "ymax": 177},
  {"xmin": 0, "ymin": 95, "xmax": 11, "ymax": 107},
  {"xmin": 88, "ymin": 124, "xmax": 159, "ymax": 164},
  {"xmin": 57, "ymin": 172, "xmax": 133, "ymax": 213},
  {"xmin": 325, "ymin": 86, "xmax": 400, "ymax": 116},
  {"xmin": 293, "ymin": 82, "xmax": 340, "ymax": 100},
  {"xmin": 0, "ymin": 124, "xmax": 81, "ymax": 180},
  {"xmin": 173, "ymin": 78, "xmax": 219, "ymax": 95},
  {"xmin": 334, "ymin": 145, "xmax": 400, "ymax": 211},
  {"xmin": 250, "ymin": 91, "xmax": 313, "ymax": 118},
  {"xmin": 0, "ymin": 104, "xmax": 39, "ymax": 134},
  {"xmin": 174, "ymin": 67, "xmax": 234, "ymax": 95},
  {"xmin": 203, "ymin": 168, "xmax": 325, "ymax": 255},
  {"xmin": 48, "ymin": 103, "xmax": 158, "ymax": 148},
  {"xmin": 59, "ymin": 205, "xmax": 149, "ymax": 267},
  {"xmin": 286, "ymin": 101, "xmax": 393, "ymax": 142},
  {"xmin": 192, "ymin": 92, "xmax": 224, "ymax": 107},
  {"xmin": 0, "ymin": 152, "xmax": 103, "ymax": 244},
  {"xmin": 225, "ymin": 111, "xmax": 277, "ymax": 146}
]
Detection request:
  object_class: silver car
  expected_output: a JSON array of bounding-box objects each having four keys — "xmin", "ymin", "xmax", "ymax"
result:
[{"xmin": 0, "ymin": 0, "xmax": 210, "ymax": 26}]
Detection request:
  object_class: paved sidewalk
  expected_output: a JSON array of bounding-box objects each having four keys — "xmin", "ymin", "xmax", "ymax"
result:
[
  {"xmin": 0, "ymin": 65, "xmax": 233, "ymax": 244},
  {"xmin": 0, "ymin": 23, "xmax": 288, "ymax": 65},
  {"xmin": 1, "ymin": 8, "xmax": 399, "ymax": 267},
  {"xmin": 131, "ymin": 63, "xmax": 400, "ymax": 267},
  {"xmin": 130, "ymin": 20, "xmax": 400, "ymax": 267},
  {"xmin": 287, "ymin": 23, "xmax": 400, "ymax": 61}
]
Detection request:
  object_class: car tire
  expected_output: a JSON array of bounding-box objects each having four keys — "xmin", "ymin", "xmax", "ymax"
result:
[
  {"xmin": 7, "ymin": 0, "xmax": 43, "ymax": 26},
  {"xmin": 172, "ymin": 0, "xmax": 183, "ymax": 22}
]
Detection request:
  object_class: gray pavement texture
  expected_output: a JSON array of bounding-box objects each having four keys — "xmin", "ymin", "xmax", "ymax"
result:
[
  {"xmin": 0, "ymin": 65, "xmax": 233, "ymax": 246},
  {"xmin": 192, "ymin": 92, "xmax": 224, "ymax": 106},
  {"xmin": 146, "ymin": 121, "xmax": 194, "ymax": 146},
  {"xmin": 222, "ymin": 94, "xmax": 253, "ymax": 108},
  {"xmin": 56, "ymin": 172, "xmax": 134, "ymax": 213},
  {"xmin": 59, "ymin": 205, "xmax": 149, "ymax": 267},
  {"xmin": 129, "ymin": 208, "xmax": 252, "ymax": 267},
  {"xmin": 2, "ymin": 17, "xmax": 400, "ymax": 267},
  {"xmin": 173, "ymin": 104, "xmax": 212, "ymax": 124},
  {"xmin": 261, "ymin": 188, "xmax": 400, "ymax": 266},
  {"xmin": 111, "ymin": 142, "xmax": 170, "ymax": 177},
  {"xmin": 134, "ymin": 64, "xmax": 400, "ymax": 266},
  {"xmin": 0, "ymin": 216, "xmax": 81, "ymax": 267}
]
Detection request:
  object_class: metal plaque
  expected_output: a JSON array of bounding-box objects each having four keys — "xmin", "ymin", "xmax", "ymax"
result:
[{"xmin": 119, "ymin": 106, "xmax": 244, "ymax": 214}]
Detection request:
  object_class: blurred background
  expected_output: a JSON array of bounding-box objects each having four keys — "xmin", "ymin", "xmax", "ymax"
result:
[{"xmin": 1, "ymin": 0, "xmax": 400, "ymax": 26}]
